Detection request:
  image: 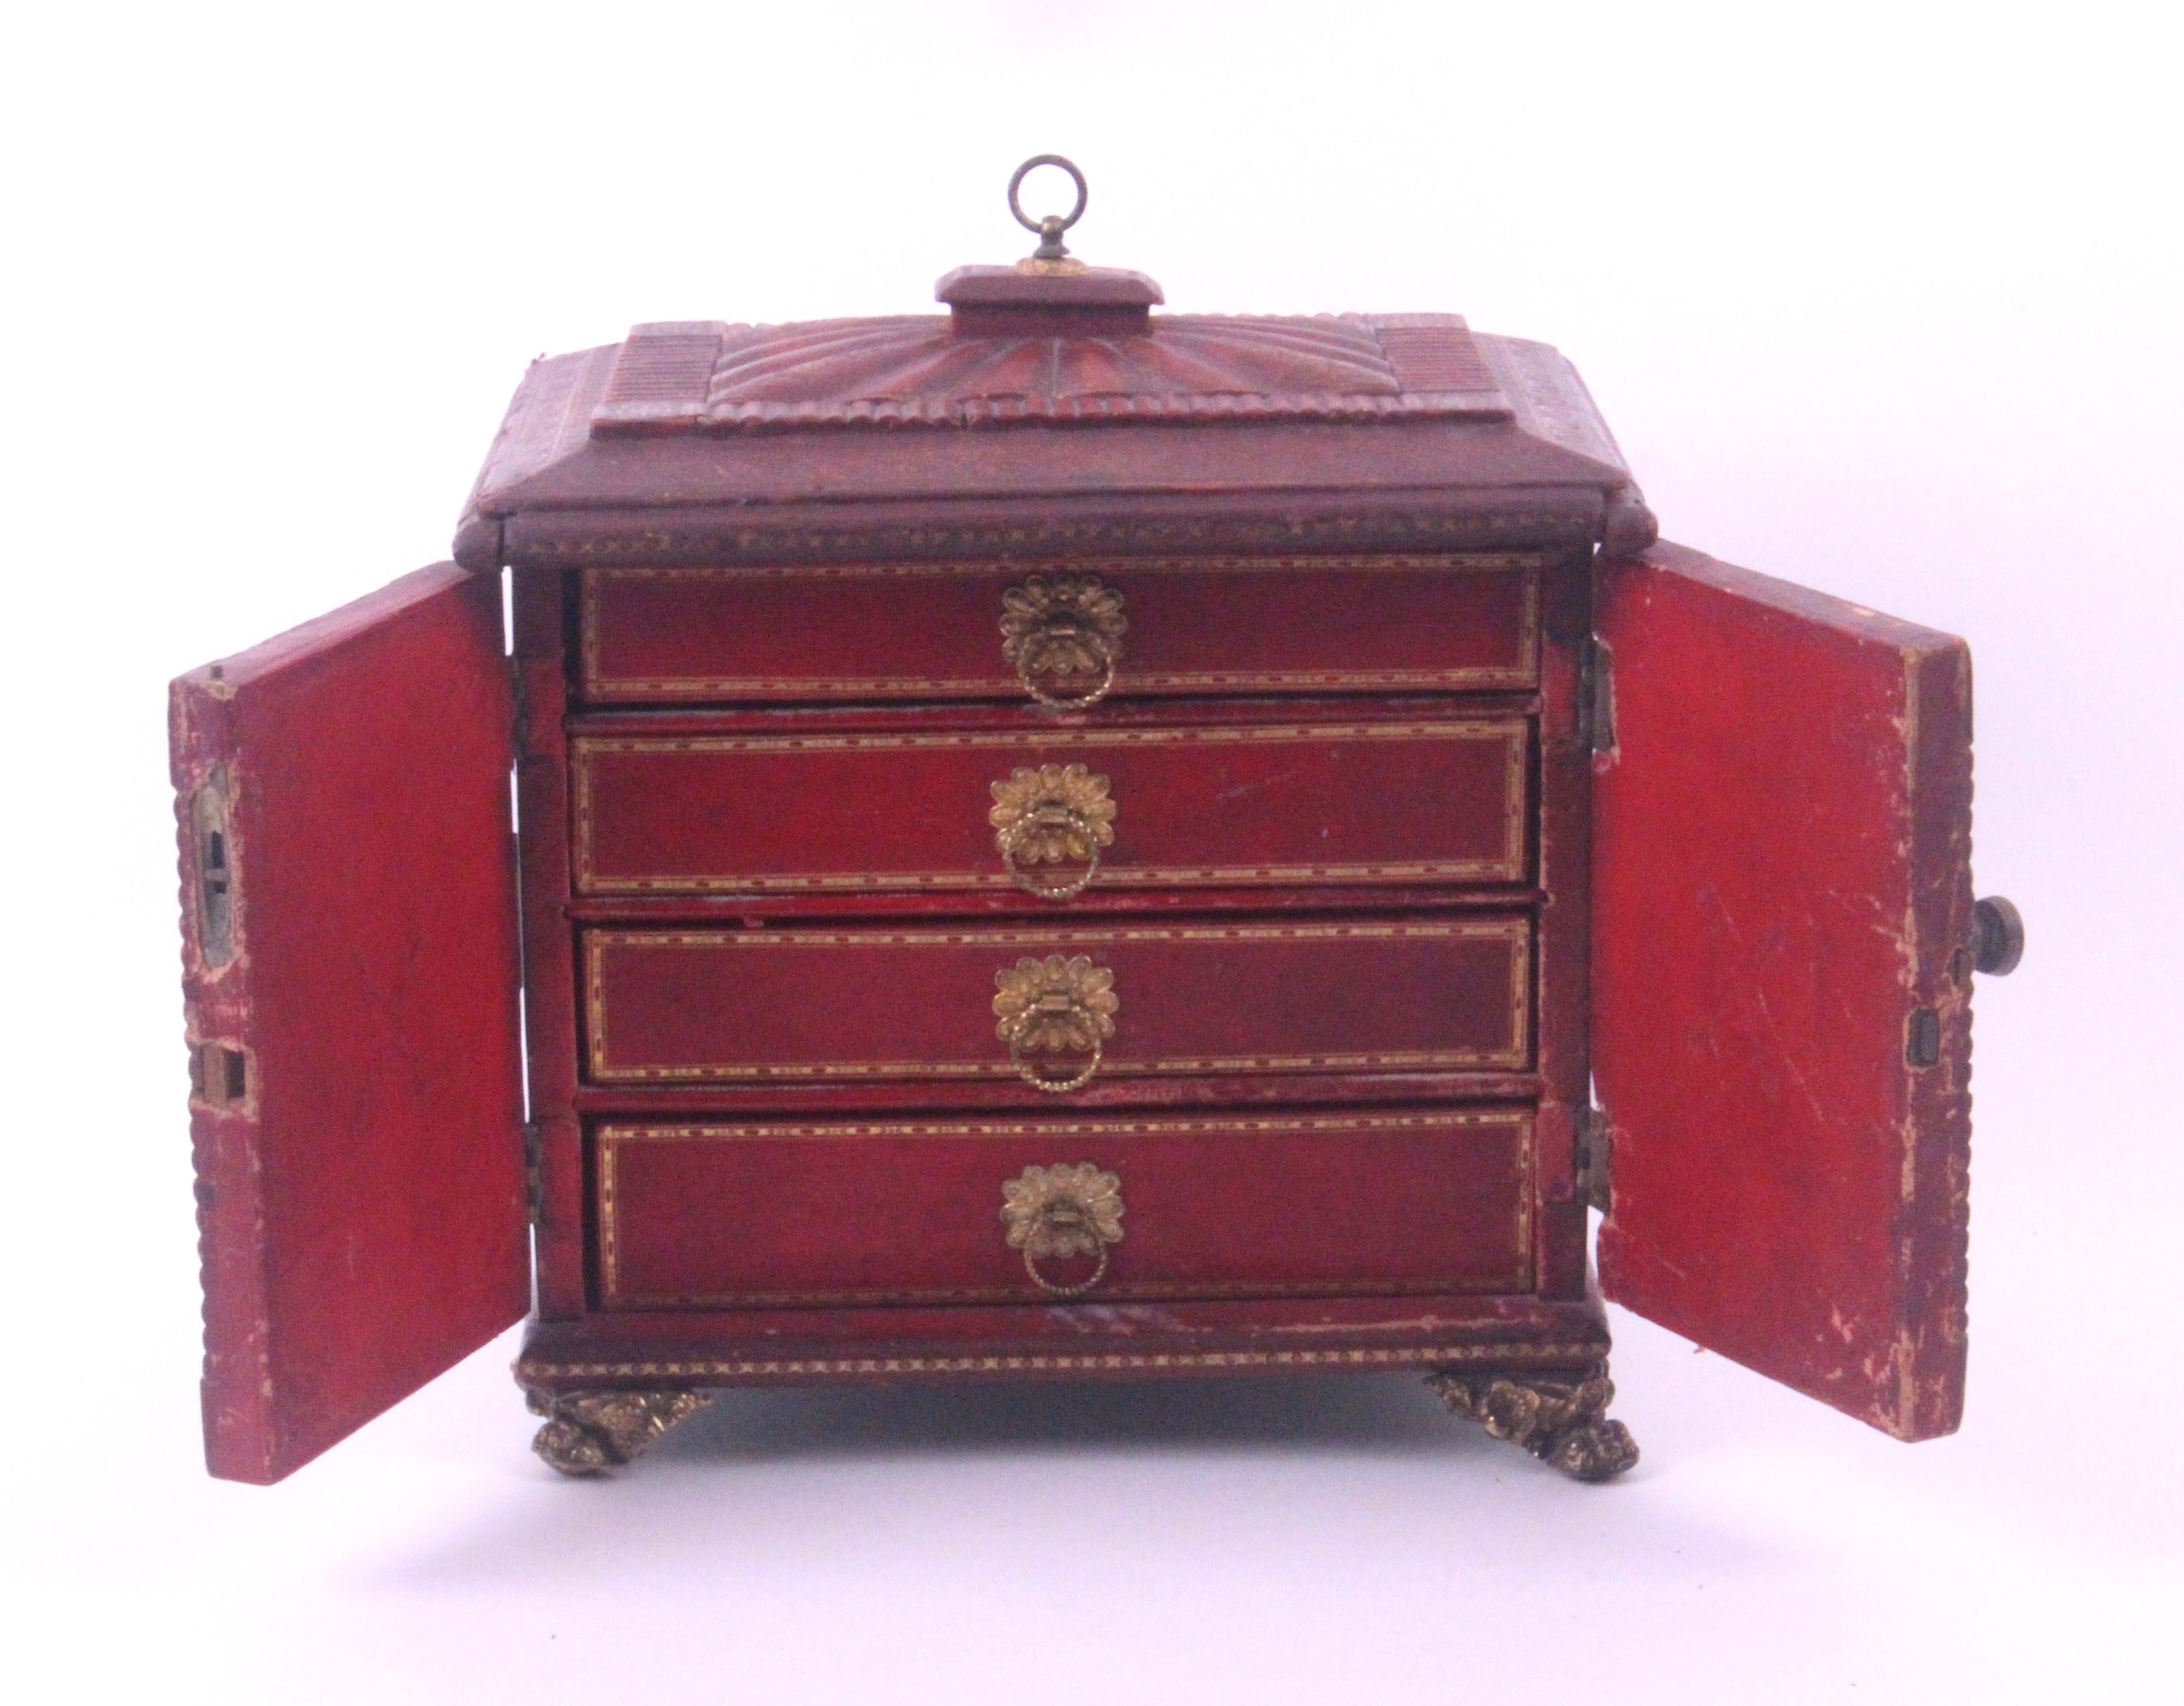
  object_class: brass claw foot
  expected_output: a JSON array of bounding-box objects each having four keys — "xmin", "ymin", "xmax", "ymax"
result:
[
  {"xmin": 1426, "ymin": 1364, "xmax": 1639, "ymax": 1483},
  {"xmin": 524, "ymin": 1387, "xmax": 713, "ymax": 1477}
]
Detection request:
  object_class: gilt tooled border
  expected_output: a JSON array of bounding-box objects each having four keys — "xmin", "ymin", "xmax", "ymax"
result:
[
  {"xmin": 516, "ymin": 1342, "xmax": 1608, "ymax": 1383},
  {"xmin": 572, "ymin": 720, "xmax": 1529, "ymax": 894},
  {"xmin": 529, "ymin": 510, "xmax": 1595, "ymax": 571},
  {"xmin": 596, "ymin": 1111, "xmax": 1533, "ymax": 1308},
  {"xmin": 604, "ymin": 1278, "xmax": 1506, "ymax": 1310},
  {"xmin": 579, "ymin": 555, "xmax": 1541, "ymax": 699},
  {"xmin": 582, "ymin": 920, "xmax": 1532, "ymax": 1083}
]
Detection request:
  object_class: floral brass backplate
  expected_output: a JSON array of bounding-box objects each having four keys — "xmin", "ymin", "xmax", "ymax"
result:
[
  {"xmin": 998, "ymin": 574, "xmax": 1127, "ymax": 707},
  {"xmin": 991, "ymin": 953, "xmax": 1119, "ymax": 1091},
  {"xmin": 1000, "ymin": 1161, "xmax": 1125, "ymax": 1295},
  {"xmin": 989, "ymin": 763, "xmax": 1117, "ymax": 900}
]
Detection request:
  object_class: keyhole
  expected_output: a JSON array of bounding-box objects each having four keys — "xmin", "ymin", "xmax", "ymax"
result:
[
  {"xmin": 193, "ymin": 783, "xmax": 236, "ymax": 967},
  {"xmin": 193, "ymin": 1042, "xmax": 248, "ymax": 1108},
  {"xmin": 1905, "ymin": 1007, "xmax": 1940, "ymax": 1068}
]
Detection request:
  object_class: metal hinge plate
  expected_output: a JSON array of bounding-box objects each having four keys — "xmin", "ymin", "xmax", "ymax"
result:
[
  {"xmin": 1576, "ymin": 1108, "xmax": 1613, "ymax": 1213},
  {"xmin": 510, "ymin": 657, "xmax": 530, "ymax": 761},
  {"xmin": 523, "ymin": 1119, "xmax": 545, "ymax": 1227},
  {"xmin": 1581, "ymin": 634, "xmax": 1616, "ymax": 755}
]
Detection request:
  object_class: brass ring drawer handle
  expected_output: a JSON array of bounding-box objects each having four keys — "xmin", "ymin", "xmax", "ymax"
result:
[
  {"xmin": 1000, "ymin": 574, "xmax": 1127, "ymax": 709},
  {"xmin": 1001, "ymin": 1163, "xmax": 1124, "ymax": 1296},
  {"xmin": 992, "ymin": 954, "xmax": 1118, "ymax": 1093},
  {"xmin": 990, "ymin": 764, "xmax": 1116, "ymax": 901}
]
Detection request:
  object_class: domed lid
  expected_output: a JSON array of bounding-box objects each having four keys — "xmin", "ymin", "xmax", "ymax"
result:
[{"xmin": 461, "ymin": 155, "xmax": 1655, "ymax": 567}]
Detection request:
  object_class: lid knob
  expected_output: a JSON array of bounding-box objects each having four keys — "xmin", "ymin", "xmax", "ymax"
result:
[
  {"xmin": 1009, "ymin": 154, "xmax": 1088, "ymax": 263},
  {"xmin": 936, "ymin": 154, "xmax": 1163, "ymax": 336}
]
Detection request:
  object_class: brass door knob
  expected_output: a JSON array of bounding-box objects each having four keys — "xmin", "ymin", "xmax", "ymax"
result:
[
  {"xmin": 999, "ymin": 574, "xmax": 1127, "ymax": 709},
  {"xmin": 992, "ymin": 954, "xmax": 1118, "ymax": 1091},
  {"xmin": 1973, "ymin": 896, "xmax": 2024, "ymax": 976},
  {"xmin": 990, "ymin": 763, "xmax": 1117, "ymax": 900},
  {"xmin": 1000, "ymin": 1162, "xmax": 1124, "ymax": 1295}
]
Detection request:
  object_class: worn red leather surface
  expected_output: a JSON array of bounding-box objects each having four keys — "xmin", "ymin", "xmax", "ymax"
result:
[
  {"xmin": 1593, "ymin": 541, "xmax": 1974, "ymax": 1440},
  {"xmin": 571, "ymin": 709, "xmax": 1530, "ymax": 896},
  {"xmin": 470, "ymin": 305, "xmax": 1641, "ymax": 526},
  {"xmin": 579, "ymin": 558, "xmax": 1538, "ymax": 703},
  {"xmin": 170, "ymin": 564, "xmax": 526, "ymax": 1482},
  {"xmin": 582, "ymin": 919, "xmax": 1532, "ymax": 1085},
  {"xmin": 587, "ymin": 311, "xmax": 1509, "ymax": 433},
  {"xmin": 596, "ymin": 1110, "xmax": 1532, "ymax": 1308}
]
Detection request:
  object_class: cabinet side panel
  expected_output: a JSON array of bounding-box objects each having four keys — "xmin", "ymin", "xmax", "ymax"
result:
[
  {"xmin": 1593, "ymin": 541, "xmax": 1973, "ymax": 1441},
  {"xmin": 172, "ymin": 564, "xmax": 527, "ymax": 1483}
]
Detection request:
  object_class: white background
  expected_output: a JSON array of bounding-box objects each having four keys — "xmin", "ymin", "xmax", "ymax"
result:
[{"xmin": 5, "ymin": 2, "xmax": 2178, "ymax": 1700}]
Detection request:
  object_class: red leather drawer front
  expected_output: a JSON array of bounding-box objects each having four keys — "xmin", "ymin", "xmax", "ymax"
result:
[
  {"xmin": 580, "ymin": 555, "xmax": 1539, "ymax": 703},
  {"xmin": 583, "ymin": 920, "xmax": 1531, "ymax": 1084},
  {"xmin": 573, "ymin": 715, "xmax": 1530, "ymax": 896},
  {"xmin": 596, "ymin": 1110, "xmax": 1534, "ymax": 1308}
]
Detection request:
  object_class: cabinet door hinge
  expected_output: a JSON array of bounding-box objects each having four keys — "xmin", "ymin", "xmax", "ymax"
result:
[
  {"xmin": 1580, "ymin": 634, "xmax": 1616, "ymax": 755},
  {"xmin": 1576, "ymin": 1108, "xmax": 1613, "ymax": 1213},
  {"xmin": 509, "ymin": 657, "xmax": 530, "ymax": 761},
  {"xmin": 523, "ymin": 1119, "xmax": 545, "ymax": 1227}
]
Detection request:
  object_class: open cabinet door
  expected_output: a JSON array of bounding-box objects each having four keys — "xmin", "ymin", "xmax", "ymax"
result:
[
  {"xmin": 171, "ymin": 564, "xmax": 528, "ymax": 1483},
  {"xmin": 1593, "ymin": 541, "xmax": 1974, "ymax": 1441}
]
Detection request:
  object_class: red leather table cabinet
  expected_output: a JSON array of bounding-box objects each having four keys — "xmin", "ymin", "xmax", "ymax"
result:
[{"xmin": 169, "ymin": 159, "xmax": 2023, "ymax": 1487}]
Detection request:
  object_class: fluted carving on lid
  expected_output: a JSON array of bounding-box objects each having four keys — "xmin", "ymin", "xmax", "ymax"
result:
[{"xmin": 591, "ymin": 312, "xmax": 1511, "ymax": 435}]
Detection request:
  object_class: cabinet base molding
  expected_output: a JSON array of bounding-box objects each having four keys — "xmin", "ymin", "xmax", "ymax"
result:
[
  {"xmin": 1426, "ymin": 1363, "xmax": 1638, "ymax": 1482},
  {"xmin": 525, "ymin": 1386, "xmax": 713, "ymax": 1477}
]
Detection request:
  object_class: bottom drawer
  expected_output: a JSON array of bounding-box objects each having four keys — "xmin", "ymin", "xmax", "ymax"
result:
[{"xmin": 596, "ymin": 1110, "xmax": 1533, "ymax": 1309}]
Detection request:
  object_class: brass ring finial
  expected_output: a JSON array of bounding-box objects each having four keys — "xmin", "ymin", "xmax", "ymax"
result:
[{"xmin": 1008, "ymin": 154, "xmax": 1088, "ymax": 260}]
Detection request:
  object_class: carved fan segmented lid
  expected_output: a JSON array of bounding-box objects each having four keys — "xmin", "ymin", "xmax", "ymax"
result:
[
  {"xmin": 464, "ymin": 154, "xmax": 1657, "ymax": 558},
  {"xmin": 591, "ymin": 153, "xmax": 1513, "ymax": 437},
  {"xmin": 592, "ymin": 310, "xmax": 1513, "ymax": 435}
]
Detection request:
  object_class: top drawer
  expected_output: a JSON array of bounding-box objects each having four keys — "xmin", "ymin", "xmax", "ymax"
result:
[{"xmin": 579, "ymin": 554, "xmax": 1540, "ymax": 706}]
